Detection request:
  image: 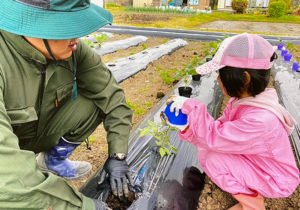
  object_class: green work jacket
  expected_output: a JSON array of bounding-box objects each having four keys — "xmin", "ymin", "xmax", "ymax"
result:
[{"xmin": 0, "ymin": 30, "xmax": 132, "ymax": 209}]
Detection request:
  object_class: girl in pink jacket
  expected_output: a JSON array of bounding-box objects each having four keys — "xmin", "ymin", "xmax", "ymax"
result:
[{"xmin": 164, "ymin": 33, "xmax": 299, "ymax": 209}]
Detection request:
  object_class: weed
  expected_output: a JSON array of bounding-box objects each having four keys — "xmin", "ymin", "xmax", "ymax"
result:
[
  {"xmin": 130, "ymin": 51, "xmax": 136, "ymax": 55},
  {"xmin": 160, "ymin": 71, "xmax": 176, "ymax": 84},
  {"xmin": 157, "ymin": 67, "xmax": 178, "ymax": 84},
  {"xmin": 141, "ymin": 43, "xmax": 148, "ymax": 50},
  {"xmin": 161, "ymin": 39, "xmax": 169, "ymax": 44},
  {"xmin": 145, "ymin": 102, "xmax": 153, "ymax": 107},
  {"xmin": 127, "ymin": 101, "xmax": 146, "ymax": 115},
  {"xmin": 139, "ymin": 120, "xmax": 178, "ymax": 158},
  {"xmin": 139, "ymin": 85, "xmax": 150, "ymax": 93}
]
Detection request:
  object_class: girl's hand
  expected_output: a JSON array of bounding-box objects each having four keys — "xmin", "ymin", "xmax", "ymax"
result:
[
  {"xmin": 160, "ymin": 111, "xmax": 188, "ymax": 131},
  {"xmin": 166, "ymin": 95, "xmax": 189, "ymax": 117}
]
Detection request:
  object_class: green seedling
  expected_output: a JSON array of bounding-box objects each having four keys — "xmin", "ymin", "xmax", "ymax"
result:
[
  {"xmin": 139, "ymin": 120, "xmax": 178, "ymax": 158},
  {"xmin": 205, "ymin": 34, "xmax": 228, "ymax": 57},
  {"xmin": 94, "ymin": 33, "xmax": 109, "ymax": 44},
  {"xmin": 286, "ymin": 42, "xmax": 299, "ymax": 54},
  {"xmin": 83, "ymin": 39, "xmax": 94, "ymax": 48},
  {"xmin": 74, "ymin": 135, "xmax": 97, "ymax": 152},
  {"xmin": 278, "ymin": 37, "xmax": 284, "ymax": 44},
  {"xmin": 174, "ymin": 56, "xmax": 202, "ymax": 88}
]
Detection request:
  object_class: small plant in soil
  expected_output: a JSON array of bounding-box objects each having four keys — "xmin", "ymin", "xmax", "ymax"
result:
[
  {"xmin": 83, "ymin": 39, "xmax": 94, "ymax": 48},
  {"xmin": 139, "ymin": 120, "xmax": 177, "ymax": 158},
  {"xmin": 93, "ymin": 33, "xmax": 109, "ymax": 44},
  {"xmin": 205, "ymin": 34, "xmax": 228, "ymax": 59},
  {"xmin": 174, "ymin": 55, "xmax": 202, "ymax": 87},
  {"xmin": 286, "ymin": 42, "xmax": 299, "ymax": 54}
]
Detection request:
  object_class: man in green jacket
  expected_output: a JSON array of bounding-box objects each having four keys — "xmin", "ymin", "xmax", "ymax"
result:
[{"xmin": 0, "ymin": 0, "xmax": 133, "ymax": 209}]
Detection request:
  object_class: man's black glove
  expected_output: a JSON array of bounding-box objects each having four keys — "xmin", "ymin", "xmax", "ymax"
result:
[
  {"xmin": 93, "ymin": 199, "xmax": 111, "ymax": 210},
  {"xmin": 98, "ymin": 158, "xmax": 134, "ymax": 198}
]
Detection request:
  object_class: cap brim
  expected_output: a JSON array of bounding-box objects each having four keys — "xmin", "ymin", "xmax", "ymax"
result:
[
  {"xmin": 196, "ymin": 60, "xmax": 225, "ymax": 75},
  {"xmin": 0, "ymin": 1, "xmax": 113, "ymax": 39}
]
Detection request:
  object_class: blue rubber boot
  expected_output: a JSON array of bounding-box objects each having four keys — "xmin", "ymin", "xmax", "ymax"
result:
[{"xmin": 36, "ymin": 137, "xmax": 92, "ymax": 180}]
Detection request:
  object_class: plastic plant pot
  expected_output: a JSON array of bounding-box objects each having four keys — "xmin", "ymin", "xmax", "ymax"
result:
[
  {"xmin": 292, "ymin": 62, "xmax": 299, "ymax": 71},
  {"xmin": 281, "ymin": 50, "xmax": 288, "ymax": 56},
  {"xmin": 192, "ymin": 74, "xmax": 201, "ymax": 81},
  {"xmin": 206, "ymin": 57, "xmax": 212, "ymax": 62},
  {"xmin": 284, "ymin": 54, "xmax": 292, "ymax": 62},
  {"xmin": 277, "ymin": 44, "xmax": 284, "ymax": 50},
  {"xmin": 178, "ymin": 86, "xmax": 192, "ymax": 98},
  {"xmin": 163, "ymin": 102, "xmax": 188, "ymax": 126}
]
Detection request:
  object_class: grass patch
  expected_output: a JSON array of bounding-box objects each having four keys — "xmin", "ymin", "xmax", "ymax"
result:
[
  {"xmin": 125, "ymin": 6, "xmax": 197, "ymax": 14},
  {"xmin": 111, "ymin": 10, "xmax": 300, "ymax": 33},
  {"xmin": 145, "ymin": 102, "xmax": 153, "ymax": 107},
  {"xmin": 157, "ymin": 66, "xmax": 178, "ymax": 84},
  {"xmin": 106, "ymin": 3, "xmax": 125, "ymax": 12},
  {"xmin": 127, "ymin": 101, "xmax": 146, "ymax": 115},
  {"xmin": 141, "ymin": 43, "xmax": 148, "ymax": 50},
  {"xmin": 139, "ymin": 85, "xmax": 150, "ymax": 93}
]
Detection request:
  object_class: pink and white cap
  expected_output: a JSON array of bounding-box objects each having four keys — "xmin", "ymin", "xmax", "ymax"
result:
[{"xmin": 196, "ymin": 33, "xmax": 275, "ymax": 75}]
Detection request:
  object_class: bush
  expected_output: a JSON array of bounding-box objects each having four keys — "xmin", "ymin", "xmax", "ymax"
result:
[
  {"xmin": 269, "ymin": 0, "xmax": 291, "ymax": 10},
  {"xmin": 268, "ymin": 1, "xmax": 286, "ymax": 17},
  {"xmin": 231, "ymin": 0, "xmax": 249, "ymax": 14}
]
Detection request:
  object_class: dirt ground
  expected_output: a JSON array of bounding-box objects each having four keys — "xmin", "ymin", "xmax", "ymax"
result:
[
  {"xmin": 200, "ymin": 21, "xmax": 300, "ymax": 36},
  {"xmin": 69, "ymin": 33, "xmax": 300, "ymax": 209}
]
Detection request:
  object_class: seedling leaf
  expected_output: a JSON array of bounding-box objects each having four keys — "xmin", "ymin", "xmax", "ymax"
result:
[{"xmin": 139, "ymin": 127, "xmax": 150, "ymax": 137}]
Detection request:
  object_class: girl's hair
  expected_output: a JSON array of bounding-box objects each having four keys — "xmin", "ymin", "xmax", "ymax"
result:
[{"xmin": 219, "ymin": 53, "xmax": 277, "ymax": 98}]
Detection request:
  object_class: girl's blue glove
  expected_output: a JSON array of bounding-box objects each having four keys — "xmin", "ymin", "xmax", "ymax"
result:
[
  {"xmin": 161, "ymin": 95, "xmax": 189, "ymax": 131},
  {"xmin": 167, "ymin": 95, "xmax": 189, "ymax": 117}
]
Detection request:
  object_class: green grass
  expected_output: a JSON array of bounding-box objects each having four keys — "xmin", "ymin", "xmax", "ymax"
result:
[
  {"xmin": 127, "ymin": 101, "xmax": 146, "ymax": 115},
  {"xmin": 157, "ymin": 67, "xmax": 178, "ymax": 84},
  {"xmin": 139, "ymin": 85, "xmax": 150, "ymax": 93},
  {"xmin": 108, "ymin": 5, "xmax": 300, "ymax": 34},
  {"xmin": 141, "ymin": 12, "xmax": 300, "ymax": 30},
  {"xmin": 125, "ymin": 6, "xmax": 197, "ymax": 14},
  {"xmin": 106, "ymin": 3, "xmax": 125, "ymax": 12},
  {"xmin": 141, "ymin": 43, "xmax": 148, "ymax": 50}
]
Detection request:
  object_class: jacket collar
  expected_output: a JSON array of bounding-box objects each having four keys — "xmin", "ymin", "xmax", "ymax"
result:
[{"xmin": 1, "ymin": 30, "xmax": 72, "ymax": 66}]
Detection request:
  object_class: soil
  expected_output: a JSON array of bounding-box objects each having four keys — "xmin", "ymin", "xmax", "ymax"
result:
[
  {"xmin": 69, "ymin": 33, "xmax": 300, "ymax": 209},
  {"xmin": 200, "ymin": 21, "xmax": 300, "ymax": 36},
  {"xmin": 107, "ymin": 191, "xmax": 136, "ymax": 210}
]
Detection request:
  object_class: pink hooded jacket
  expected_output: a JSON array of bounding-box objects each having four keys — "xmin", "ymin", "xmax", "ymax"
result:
[{"xmin": 179, "ymin": 88, "xmax": 299, "ymax": 198}]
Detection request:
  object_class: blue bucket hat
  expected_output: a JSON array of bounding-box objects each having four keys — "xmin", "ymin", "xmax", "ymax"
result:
[{"xmin": 0, "ymin": 0, "xmax": 113, "ymax": 39}]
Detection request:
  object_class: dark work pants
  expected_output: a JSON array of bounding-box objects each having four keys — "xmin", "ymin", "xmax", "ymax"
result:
[{"xmin": 31, "ymin": 95, "xmax": 103, "ymax": 153}]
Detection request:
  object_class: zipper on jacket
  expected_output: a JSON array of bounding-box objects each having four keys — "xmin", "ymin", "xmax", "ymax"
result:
[
  {"xmin": 39, "ymin": 67, "xmax": 46, "ymax": 108},
  {"xmin": 35, "ymin": 63, "xmax": 47, "ymax": 138}
]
